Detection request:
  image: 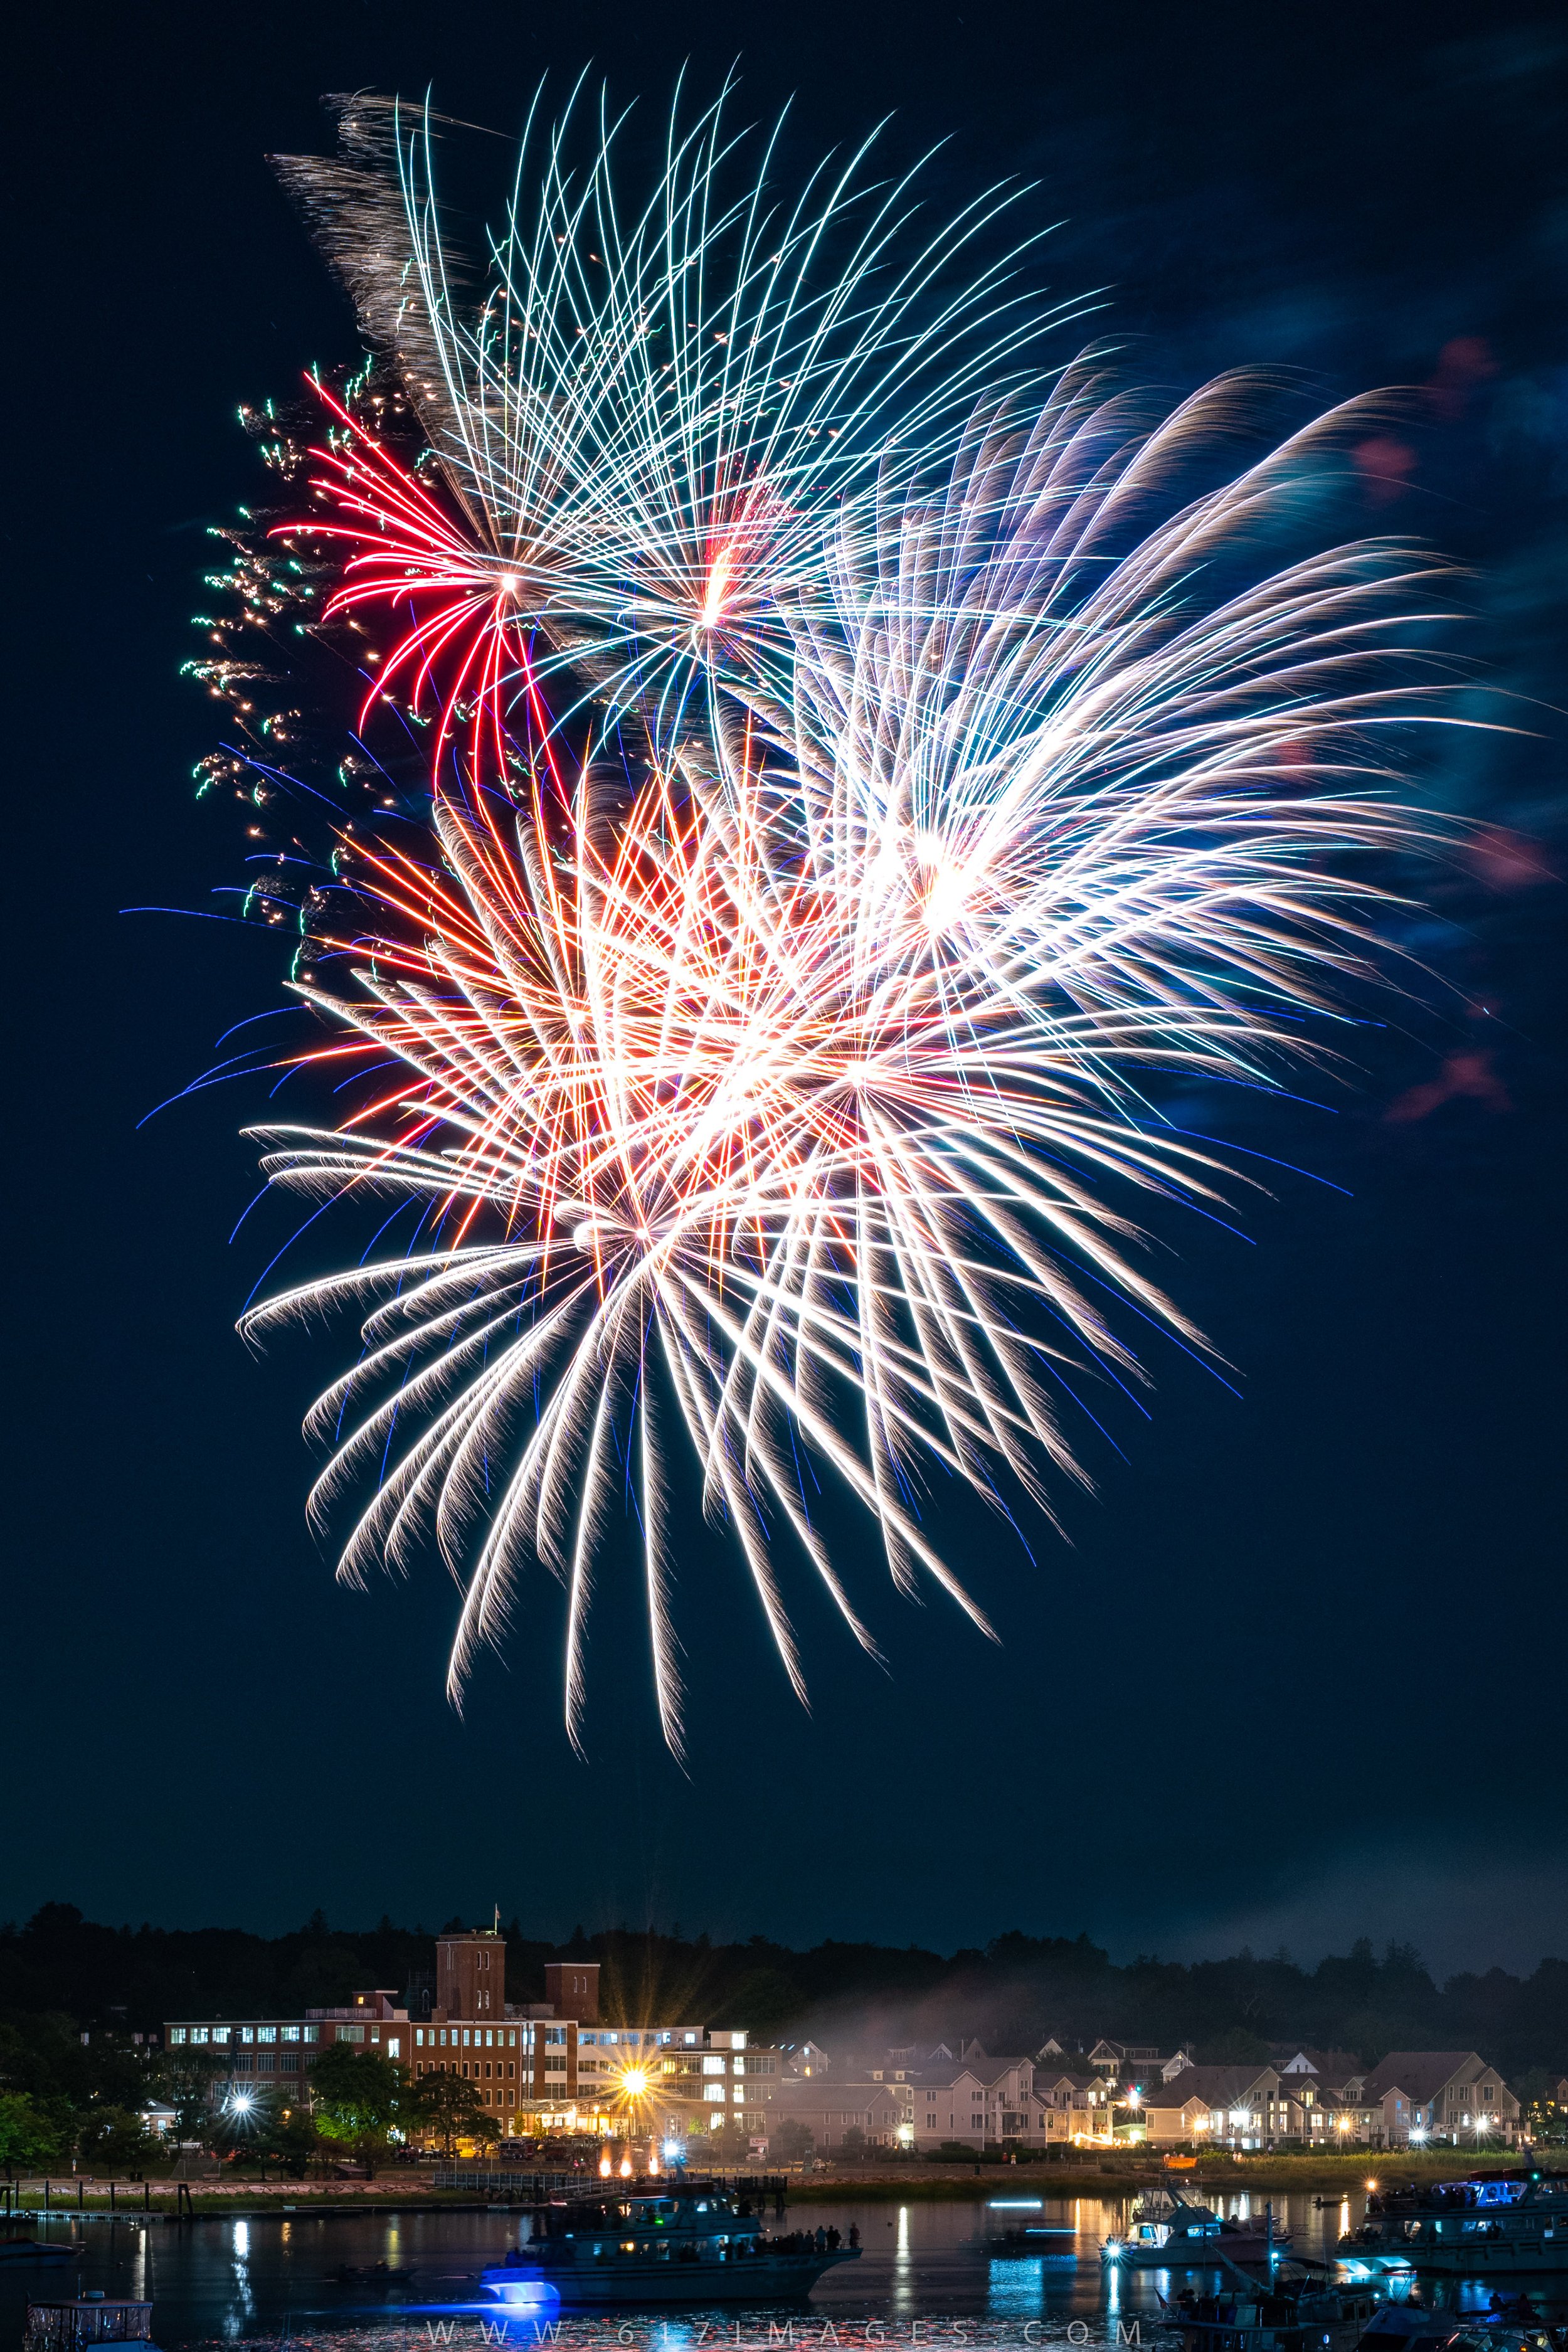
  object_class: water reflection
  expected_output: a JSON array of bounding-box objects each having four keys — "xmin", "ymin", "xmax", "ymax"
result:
[{"xmin": 1, "ymin": 2190, "xmax": 1563, "ymax": 2346}]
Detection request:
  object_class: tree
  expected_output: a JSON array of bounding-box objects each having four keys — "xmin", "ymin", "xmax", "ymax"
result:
[
  {"xmin": 839, "ymin": 2126, "xmax": 867, "ymax": 2161},
  {"xmin": 408, "ymin": 2070, "xmax": 501, "ymax": 2155},
  {"xmin": 307, "ymin": 2043, "xmax": 405, "ymax": 2176},
  {"xmin": 0, "ymin": 2091, "xmax": 66, "ymax": 2178},
  {"xmin": 158, "ymin": 2049, "xmax": 225, "ymax": 2152},
  {"xmin": 75, "ymin": 2106, "xmax": 155, "ymax": 2174},
  {"xmin": 771, "ymin": 2117, "xmax": 814, "ymax": 2162}
]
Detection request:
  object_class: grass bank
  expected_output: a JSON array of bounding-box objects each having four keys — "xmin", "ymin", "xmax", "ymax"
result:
[{"xmin": 786, "ymin": 2149, "xmax": 1539, "ymax": 2203}]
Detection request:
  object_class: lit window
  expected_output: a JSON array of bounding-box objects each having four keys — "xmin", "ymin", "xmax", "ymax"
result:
[
  {"xmin": 211, "ymin": 2028, "xmax": 229, "ymax": 2044},
  {"xmin": 189, "ymin": 2030, "xmax": 209, "ymax": 2045},
  {"xmin": 485, "ymin": 2030, "xmax": 494, "ymax": 2047},
  {"xmin": 258, "ymin": 2026, "xmax": 277, "ymax": 2044},
  {"xmin": 302, "ymin": 2026, "xmax": 318, "ymax": 2044},
  {"xmin": 282, "ymin": 2026, "xmax": 300, "ymax": 2043},
  {"xmin": 702, "ymin": 2056, "xmax": 725, "ymax": 2075},
  {"xmin": 240, "ymin": 2027, "xmax": 255, "ymax": 2045},
  {"xmin": 581, "ymin": 2032, "xmax": 597, "ymax": 2047},
  {"xmin": 170, "ymin": 2029, "xmax": 188, "ymax": 2046},
  {"xmin": 507, "ymin": 2030, "xmax": 516, "ymax": 2047},
  {"xmin": 388, "ymin": 2038, "xmax": 400, "ymax": 2058},
  {"xmin": 338, "ymin": 2025, "xmax": 364, "ymax": 2043}
]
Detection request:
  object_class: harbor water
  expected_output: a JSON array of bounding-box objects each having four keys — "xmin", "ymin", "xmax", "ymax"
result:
[{"xmin": 6, "ymin": 2190, "xmax": 1565, "ymax": 2349}]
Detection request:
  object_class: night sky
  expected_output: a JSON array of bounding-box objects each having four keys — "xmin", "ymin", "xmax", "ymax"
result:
[{"xmin": 9, "ymin": 0, "xmax": 1566, "ymax": 1975}]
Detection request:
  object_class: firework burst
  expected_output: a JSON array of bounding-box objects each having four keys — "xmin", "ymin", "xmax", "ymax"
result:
[{"xmin": 234, "ymin": 293, "xmax": 1451, "ymax": 1751}]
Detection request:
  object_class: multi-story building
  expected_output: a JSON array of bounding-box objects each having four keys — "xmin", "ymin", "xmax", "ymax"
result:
[
  {"xmin": 1139, "ymin": 2063, "xmax": 1285, "ymax": 2147},
  {"xmin": 1359, "ymin": 2052, "xmax": 1523, "ymax": 2148},
  {"xmin": 1135, "ymin": 2052, "xmax": 1522, "ymax": 2150},
  {"xmin": 167, "ymin": 1938, "xmax": 785, "ymax": 2146}
]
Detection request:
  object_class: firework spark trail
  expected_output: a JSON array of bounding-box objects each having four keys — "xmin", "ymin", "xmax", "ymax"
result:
[
  {"xmin": 237, "ymin": 319, "xmax": 1454, "ymax": 1750},
  {"xmin": 273, "ymin": 81, "xmax": 1074, "ymax": 780}
]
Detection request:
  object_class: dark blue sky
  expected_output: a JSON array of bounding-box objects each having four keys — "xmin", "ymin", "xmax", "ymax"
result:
[{"xmin": 8, "ymin": 0, "xmax": 1566, "ymax": 1976}]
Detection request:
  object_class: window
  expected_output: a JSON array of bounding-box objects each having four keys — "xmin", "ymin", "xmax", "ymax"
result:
[
  {"xmin": 338, "ymin": 2025, "xmax": 364, "ymax": 2043},
  {"xmin": 234, "ymin": 2054, "xmax": 253, "ymax": 2073},
  {"xmin": 280, "ymin": 2053, "xmax": 299, "ymax": 2072},
  {"xmin": 170, "ymin": 2028, "xmax": 187, "ymax": 2046},
  {"xmin": 507, "ymin": 2030, "xmax": 516, "ymax": 2047},
  {"xmin": 387, "ymin": 2038, "xmax": 400, "ymax": 2058},
  {"xmin": 258, "ymin": 2026, "xmax": 277, "ymax": 2043},
  {"xmin": 211, "ymin": 2028, "xmax": 230, "ymax": 2045},
  {"xmin": 240, "ymin": 2027, "xmax": 255, "ymax": 2045},
  {"xmin": 302, "ymin": 2026, "xmax": 318, "ymax": 2044},
  {"xmin": 282, "ymin": 2026, "xmax": 300, "ymax": 2043},
  {"xmin": 190, "ymin": 2029, "xmax": 209, "ymax": 2045},
  {"xmin": 581, "ymin": 2032, "xmax": 598, "ymax": 2047},
  {"xmin": 702, "ymin": 2056, "xmax": 725, "ymax": 2075}
]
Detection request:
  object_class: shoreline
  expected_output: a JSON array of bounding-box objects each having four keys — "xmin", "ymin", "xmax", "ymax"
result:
[
  {"xmin": 785, "ymin": 2151, "xmax": 1542, "ymax": 2202},
  {"xmin": 4, "ymin": 2148, "xmax": 1542, "ymax": 2220}
]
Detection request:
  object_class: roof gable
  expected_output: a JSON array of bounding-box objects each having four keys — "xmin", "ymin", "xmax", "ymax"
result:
[{"xmin": 1361, "ymin": 2052, "xmax": 1485, "ymax": 2105}]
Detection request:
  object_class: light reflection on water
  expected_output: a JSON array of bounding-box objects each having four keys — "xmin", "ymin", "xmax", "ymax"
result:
[{"xmin": 2, "ymin": 2191, "xmax": 1563, "ymax": 2349}]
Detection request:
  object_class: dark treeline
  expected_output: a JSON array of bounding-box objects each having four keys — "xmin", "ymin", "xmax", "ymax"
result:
[{"xmin": 4, "ymin": 1907, "xmax": 1566, "ymax": 2084}]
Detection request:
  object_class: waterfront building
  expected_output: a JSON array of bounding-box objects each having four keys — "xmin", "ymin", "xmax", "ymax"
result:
[
  {"xmin": 164, "ymin": 1937, "xmax": 781, "ymax": 2145},
  {"xmin": 1140, "ymin": 2063, "xmax": 1287, "ymax": 2147},
  {"xmin": 1358, "ymin": 2051, "xmax": 1523, "ymax": 2147},
  {"xmin": 1031, "ymin": 2069, "xmax": 1118, "ymax": 2145}
]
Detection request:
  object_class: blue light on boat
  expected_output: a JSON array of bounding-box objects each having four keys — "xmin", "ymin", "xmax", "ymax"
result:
[
  {"xmin": 484, "ymin": 2277, "xmax": 562, "ymax": 2320},
  {"xmin": 988, "ymin": 2200, "xmax": 1044, "ymax": 2209}
]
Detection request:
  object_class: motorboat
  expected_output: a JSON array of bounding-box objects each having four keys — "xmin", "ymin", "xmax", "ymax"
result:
[
  {"xmin": 1341, "ymin": 2172, "xmax": 1568, "ymax": 2276},
  {"xmin": 480, "ymin": 2183, "xmax": 859, "ymax": 2307},
  {"xmin": 963, "ymin": 2198, "xmax": 1079, "ymax": 2259},
  {"xmin": 1106, "ymin": 2193, "xmax": 1292, "ymax": 2267},
  {"xmin": 1158, "ymin": 2267, "xmax": 1385, "ymax": 2352}
]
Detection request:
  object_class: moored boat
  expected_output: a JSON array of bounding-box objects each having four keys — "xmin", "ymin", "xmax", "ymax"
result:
[
  {"xmin": 1106, "ymin": 2193, "xmax": 1292, "ymax": 2268},
  {"xmin": 1341, "ymin": 2171, "xmax": 1568, "ymax": 2276},
  {"xmin": 1158, "ymin": 2267, "xmax": 1385, "ymax": 2352},
  {"xmin": 480, "ymin": 2183, "xmax": 859, "ymax": 2307}
]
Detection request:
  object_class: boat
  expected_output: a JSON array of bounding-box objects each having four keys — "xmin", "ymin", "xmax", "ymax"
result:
[
  {"xmin": 962, "ymin": 2199, "xmax": 1079, "ymax": 2259},
  {"xmin": 1105, "ymin": 2193, "xmax": 1293, "ymax": 2268},
  {"xmin": 328, "ymin": 2262, "xmax": 419, "ymax": 2286},
  {"xmin": 479, "ymin": 2183, "xmax": 860, "ymax": 2307},
  {"xmin": 1, "ymin": 2242, "xmax": 83, "ymax": 2268},
  {"xmin": 1356, "ymin": 2299, "xmax": 1565, "ymax": 2352},
  {"xmin": 1340, "ymin": 2171, "xmax": 1568, "ymax": 2275},
  {"xmin": 1157, "ymin": 2265, "xmax": 1386, "ymax": 2352},
  {"xmin": 24, "ymin": 2296, "xmax": 159, "ymax": 2352}
]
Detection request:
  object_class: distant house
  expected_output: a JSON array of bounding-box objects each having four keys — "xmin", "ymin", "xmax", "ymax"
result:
[
  {"xmin": 1031, "ymin": 2070, "xmax": 1117, "ymax": 2146},
  {"xmin": 1086, "ymin": 2039, "xmax": 1195, "ymax": 2084},
  {"xmin": 1359, "ymin": 2052, "xmax": 1522, "ymax": 2148},
  {"xmin": 1140, "ymin": 2064, "xmax": 1283, "ymax": 2147}
]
